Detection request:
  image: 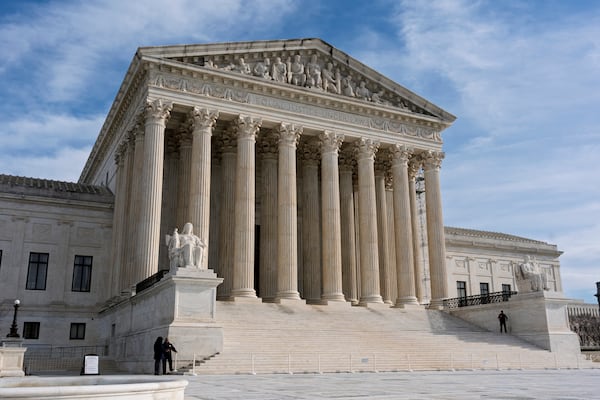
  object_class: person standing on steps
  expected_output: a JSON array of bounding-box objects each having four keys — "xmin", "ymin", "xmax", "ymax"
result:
[
  {"xmin": 162, "ymin": 337, "xmax": 178, "ymax": 374},
  {"xmin": 153, "ymin": 336, "xmax": 164, "ymax": 375},
  {"xmin": 498, "ymin": 310, "xmax": 508, "ymax": 333}
]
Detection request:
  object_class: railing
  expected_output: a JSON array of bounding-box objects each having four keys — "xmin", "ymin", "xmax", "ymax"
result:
[
  {"xmin": 135, "ymin": 269, "xmax": 170, "ymax": 294},
  {"xmin": 23, "ymin": 345, "xmax": 108, "ymax": 374},
  {"xmin": 443, "ymin": 291, "xmax": 517, "ymax": 309}
]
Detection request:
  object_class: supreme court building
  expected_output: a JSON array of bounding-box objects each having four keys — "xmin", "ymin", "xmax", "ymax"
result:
[{"xmin": 0, "ymin": 39, "xmax": 573, "ymax": 372}]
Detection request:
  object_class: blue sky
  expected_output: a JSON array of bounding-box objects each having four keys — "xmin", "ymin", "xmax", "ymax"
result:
[{"xmin": 1, "ymin": 0, "xmax": 599, "ymax": 304}]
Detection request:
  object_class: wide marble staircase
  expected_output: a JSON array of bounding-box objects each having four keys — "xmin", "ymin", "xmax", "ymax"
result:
[{"xmin": 190, "ymin": 301, "xmax": 594, "ymax": 374}]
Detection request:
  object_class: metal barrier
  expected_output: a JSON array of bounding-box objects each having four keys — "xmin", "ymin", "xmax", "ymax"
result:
[
  {"xmin": 443, "ymin": 291, "xmax": 517, "ymax": 309},
  {"xmin": 135, "ymin": 269, "xmax": 169, "ymax": 294}
]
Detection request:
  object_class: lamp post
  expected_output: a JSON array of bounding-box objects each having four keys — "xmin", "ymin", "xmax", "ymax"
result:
[
  {"xmin": 6, "ymin": 299, "xmax": 20, "ymax": 338},
  {"xmin": 595, "ymin": 282, "xmax": 600, "ymax": 313}
]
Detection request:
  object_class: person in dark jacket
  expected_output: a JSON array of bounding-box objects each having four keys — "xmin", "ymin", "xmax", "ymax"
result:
[
  {"xmin": 153, "ymin": 336, "xmax": 164, "ymax": 375},
  {"xmin": 162, "ymin": 337, "xmax": 178, "ymax": 373},
  {"xmin": 498, "ymin": 310, "xmax": 508, "ymax": 333}
]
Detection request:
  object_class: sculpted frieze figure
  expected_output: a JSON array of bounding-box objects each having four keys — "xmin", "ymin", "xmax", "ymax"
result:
[
  {"xmin": 355, "ymin": 81, "xmax": 370, "ymax": 101},
  {"xmin": 321, "ymin": 62, "xmax": 341, "ymax": 94},
  {"xmin": 271, "ymin": 57, "xmax": 287, "ymax": 83},
  {"xmin": 288, "ymin": 54, "xmax": 306, "ymax": 86},
  {"xmin": 515, "ymin": 255, "xmax": 549, "ymax": 292},
  {"xmin": 341, "ymin": 75, "xmax": 355, "ymax": 97},
  {"xmin": 165, "ymin": 222, "xmax": 207, "ymax": 270},
  {"xmin": 253, "ymin": 58, "xmax": 271, "ymax": 79},
  {"xmin": 193, "ymin": 52, "xmax": 433, "ymax": 115},
  {"xmin": 305, "ymin": 54, "xmax": 322, "ymax": 89}
]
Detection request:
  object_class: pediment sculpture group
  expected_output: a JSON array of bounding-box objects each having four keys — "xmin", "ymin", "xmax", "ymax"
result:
[{"xmin": 203, "ymin": 53, "xmax": 412, "ymax": 111}]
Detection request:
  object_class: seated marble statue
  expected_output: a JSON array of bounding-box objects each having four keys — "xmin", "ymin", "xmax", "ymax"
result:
[
  {"xmin": 165, "ymin": 222, "xmax": 206, "ymax": 270},
  {"xmin": 515, "ymin": 255, "xmax": 549, "ymax": 292},
  {"xmin": 288, "ymin": 54, "xmax": 306, "ymax": 86},
  {"xmin": 271, "ymin": 57, "xmax": 287, "ymax": 83}
]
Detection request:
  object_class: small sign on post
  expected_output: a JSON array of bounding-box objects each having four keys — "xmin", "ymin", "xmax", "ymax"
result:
[{"xmin": 81, "ymin": 354, "xmax": 99, "ymax": 375}]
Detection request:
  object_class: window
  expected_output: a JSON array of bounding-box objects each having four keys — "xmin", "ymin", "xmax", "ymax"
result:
[
  {"xmin": 23, "ymin": 322, "xmax": 40, "ymax": 339},
  {"xmin": 502, "ymin": 284, "xmax": 511, "ymax": 293},
  {"xmin": 26, "ymin": 252, "xmax": 49, "ymax": 290},
  {"xmin": 0, "ymin": 249, "xmax": 3, "ymax": 270},
  {"xmin": 480, "ymin": 282, "xmax": 490, "ymax": 304},
  {"xmin": 457, "ymin": 281, "xmax": 467, "ymax": 306},
  {"xmin": 70, "ymin": 323, "xmax": 86, "ymax": 340},
  {"xmin": 72, "ymin": 255, "xmax": 93, "ymax": 292},
  {"xmin": 456, "ymin": 281, "xmax": 467, "ymax": 298}
]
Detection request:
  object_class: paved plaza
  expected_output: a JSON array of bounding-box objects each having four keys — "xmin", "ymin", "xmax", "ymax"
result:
[{"xmin": 181, "ymin": 369, "xmax": 600, "ymax": 400}]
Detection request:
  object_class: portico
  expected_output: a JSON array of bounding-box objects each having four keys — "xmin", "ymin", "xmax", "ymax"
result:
[{"xmin": 84, "ymin": 39, "xmax": 455, "ymax": 308}]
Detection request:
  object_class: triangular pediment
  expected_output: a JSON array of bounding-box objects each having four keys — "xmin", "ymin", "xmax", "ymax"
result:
[{"xmin": 137, "ymin": 38, "xmax": 455, "ymax": 123}]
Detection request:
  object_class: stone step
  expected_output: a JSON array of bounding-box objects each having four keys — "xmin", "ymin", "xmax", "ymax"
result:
[{"xmin": 191, "ymin": 302, "xmax": 593, "ymax": 373}]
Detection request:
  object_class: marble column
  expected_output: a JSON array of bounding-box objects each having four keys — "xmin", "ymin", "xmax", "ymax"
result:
[
  {"xmin": 320, "ymin": 131, "xmax": 345, "ymax": 302},
  {"xmin": 109, "ymin": 142, "xmax": 127, "ymax": 298},
  {"xmin": 159, "ymin": 135, "xmax": 179, "ymax": 270},
  {"xmin": 375, "ymin": 151, "xmax": 393, "ymax": 304},
  {"xmin": 355, "ymin": 138, "xmax": 383, "ymax": 304},
  {"xmin": 188, "ymin": 107, "xmax": 219, "ymax": 269},
  {"xmin": 276, "ymin": 123, "xmax": 302, "ymax": 301},
  {"xmin": 385, "ymin": 177, "xmax": 398, "ymax": 304},
  {"xmin": 231, "ymin": 115, "xmax": 261, "ymax": 298},
  {"xmin": 258, "ymin": 131, "xmax": 279, "ymax": 301},
  {"xmin": 119, "ymin": 133, "xmax": 135, "ymax": 293},
  {"xmin": 136, "ymin": 98, "xmax": 172, "ymax": 281},
  {"xmin": 176, "ymin": 123, "xmax": 192, "ymax": 228},
  {"xmin": 408, "ymin": 157, "xmax": 425, "ymax": 303},
  {"xmin": 391, "ymin": 145, "xmax": 419, "ymax": 306},
  {"xmin": 300, "ymin": 139, "xmax": 321, "ymax": 303},
  {"xmin": 423, "ymin": 150, "xmax": 448, "ymax": 308},
  {"xmin": 339, "ymin": 147, "xmax": 358, "ymax": 304},
  {"xmin": 126, "ymin": 119, "xmax": 145, "ymax": 287},
  {"xmin": 216, "ymin": 126, "xmax": 237, "ymax": 299}
]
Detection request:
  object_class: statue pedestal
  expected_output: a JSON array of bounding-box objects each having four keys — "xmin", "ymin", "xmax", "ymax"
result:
[
  {"xmin": 101, "ymin": 268, "xmax": 223, "ymax": 374},
  {"xmin": 507, "ymin": 291, "xmax": 580, "ymax": 354},
  {"xmin": 450, "ymin": 290, "xmax": 580, "ymax": 354},
  {"xmin": 0, "ymin": 338, "xmax": 26, "ymax": 377}
]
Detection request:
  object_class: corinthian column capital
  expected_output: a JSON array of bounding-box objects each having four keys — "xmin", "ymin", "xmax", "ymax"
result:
[
  {"xmin": 422, "ymin": 150, "xmax": 445, "ymax": 170},
  {"xmin": 276, "ymin": 122, "xmax": 302, "ymax": 147},
  {"xmin": 235, "ymin": 115, "xmax": 262, "ymax": 140},
  {"xmin": 145, "ymin": 98, "xmax": 173, "ymax": 123},
  {"xmin": 391, "ymin": 144, "xmax": 413, "ymax": 166},
  {"xmin": 408, "ymin": 154, "xmax": 422, "ymax": 180},
  {"xmin": 355, "ymin": 138, "xmax": 379, "ymax": 160},
  {"xmin": 189, "ymin": 107, "xmax": 219, "ymax": 132},
  {"xmin": 319, "ymin": 130, "xmax": 344, "ymax": 154}
]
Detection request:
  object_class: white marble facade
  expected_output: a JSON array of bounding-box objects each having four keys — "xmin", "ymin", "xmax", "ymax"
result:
[{"xmin": 0, "ymin": 39, "xmax": 568, "ymax": 349}]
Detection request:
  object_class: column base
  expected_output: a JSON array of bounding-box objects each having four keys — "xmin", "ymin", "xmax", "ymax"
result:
[
  {"xmin": 227, "ymin": 296, "xmax": 262, "ymax": 304},
  {"xmin": 321, "ymin": 293, "xmax": 346, "ymax": 302},
  {"xmin": 394, "ymin": 296, "xmax": 420, "ymax": 308},
  {"xmin": 275, "ymin": 298, "xmax": 306, "ymax": 306},
  {"xmin": 230, "ymin": 288, "xmax": 257, "ymax": 298},
  {"xmin": 427, "ymin": 298, "xmax": 446, "ymax": 310},
  {"xmin": 358, "ymin": 295, "xmax": 384, "ymax": 306},
  {"xmin": 275, "ymin": 291, "xmax": 302, "ymax": 301}
]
